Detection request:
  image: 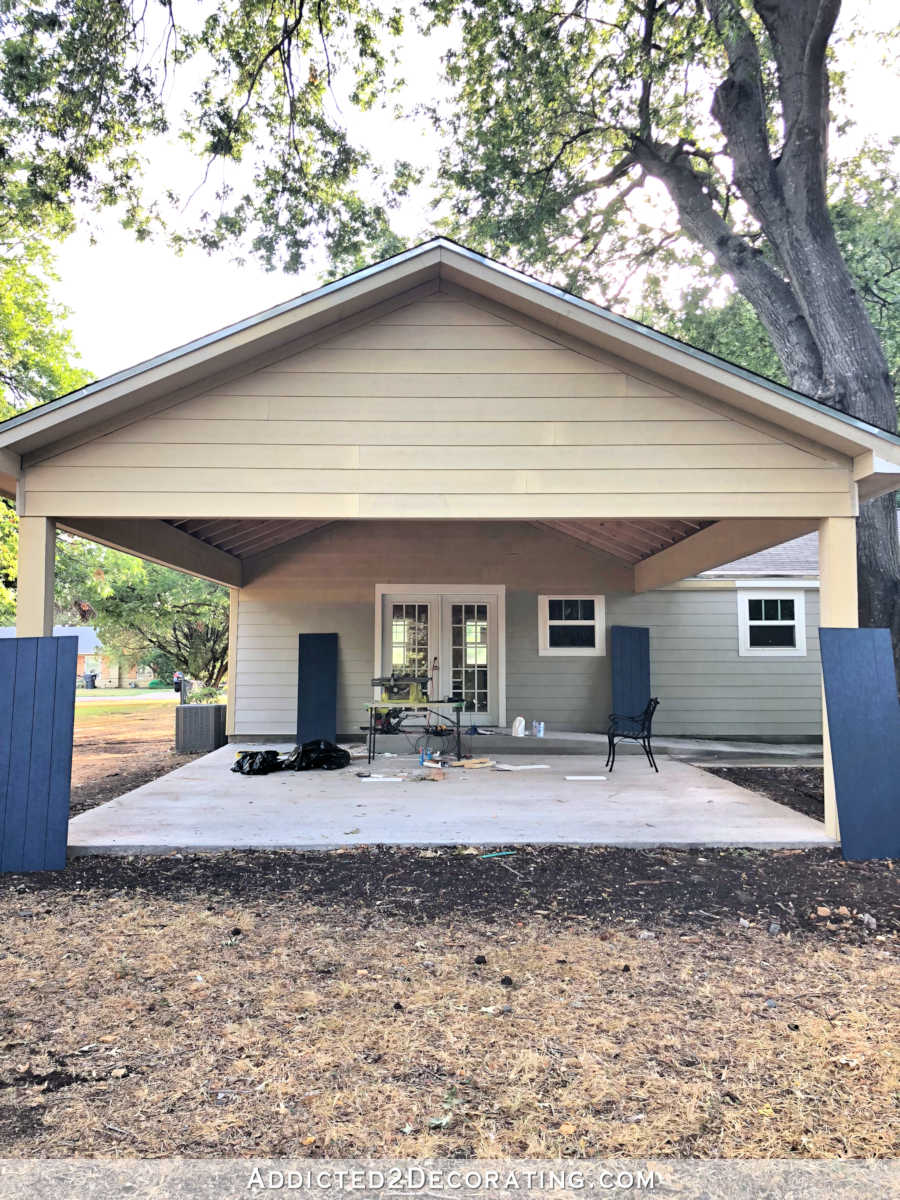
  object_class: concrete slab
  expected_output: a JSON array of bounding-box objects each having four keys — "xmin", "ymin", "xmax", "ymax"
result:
[{"xmin": 68, "ymin": 747, "xmax": 835, "ymax": 855}]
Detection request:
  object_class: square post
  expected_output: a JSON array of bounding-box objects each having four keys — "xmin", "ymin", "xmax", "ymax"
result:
[
  {"xmin": 225, "ymin": 586, "xmax": 240, "ymax": 737},
  {"xmin": 16, "ymin": 516, "xmax": 56, "ymax": 638},
  {"xmin": 818, "ymin": 516, "xmax": 859, "ymax": 840}
]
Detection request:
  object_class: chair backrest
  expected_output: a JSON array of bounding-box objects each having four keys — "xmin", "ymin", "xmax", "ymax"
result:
[{"xmin": 641, "ymin": 697, "xmax": 660, "ymax": 734}]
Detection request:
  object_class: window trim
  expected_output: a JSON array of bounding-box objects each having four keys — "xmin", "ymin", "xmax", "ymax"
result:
[
  {"xmin": 737, "ymin": 588, "xmax": 807, "ymax": 657},
  {"xmin": 538, "ymin": 594, "xmax": 606, "ymax": 657}
]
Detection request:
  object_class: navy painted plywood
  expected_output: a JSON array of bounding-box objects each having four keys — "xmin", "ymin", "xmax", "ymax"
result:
[
  {"xmin": 0, "ymin": 635, "xmax": 78, "ymax": 872},
  {"xmin": 297, "ymin": 632, "xmax": 338, "ymax": 744},
  {"xmin": 610, "ymin": 625, "xmax": 651, "ymax": 732},
  {"xmin": 819, "ymin": 627, "xmax": 900, "ymax": 860}
]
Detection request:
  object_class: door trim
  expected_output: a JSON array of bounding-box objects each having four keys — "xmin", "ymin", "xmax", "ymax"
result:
[{"xmin": 374, "ymin": 583, "xmax": 507, "ymax": 726}]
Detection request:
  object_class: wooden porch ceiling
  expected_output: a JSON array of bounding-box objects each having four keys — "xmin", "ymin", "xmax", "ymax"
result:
[
  {"xmin": 163, "ymin": 517, "xmax": 712, "ymax": 565},
  {"xmin": 165, "ymin": 518, "xmax": 333, "ymax": 558},
  {"xmin": 533, "ymin": 519, "xmax": 713, "ymax": 565}
]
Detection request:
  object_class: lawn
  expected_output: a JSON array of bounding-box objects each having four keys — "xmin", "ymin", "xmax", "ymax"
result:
[
  {"xmin": 71, "ymin": 695, "xmax": 196, "ymax": 815},
  {"xmin": 0, "ymin": 848, "xmax": 896, "ymax": 1159}
]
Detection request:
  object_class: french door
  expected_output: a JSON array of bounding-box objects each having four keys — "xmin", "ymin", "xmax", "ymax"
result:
[{"xmin": 378, "ymin": 589, "xmax": 501, "ymax": 725}]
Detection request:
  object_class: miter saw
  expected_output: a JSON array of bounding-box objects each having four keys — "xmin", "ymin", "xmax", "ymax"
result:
[{"xmin": 371, "ymin": 672, "xmax": 431, "ymax": 704}]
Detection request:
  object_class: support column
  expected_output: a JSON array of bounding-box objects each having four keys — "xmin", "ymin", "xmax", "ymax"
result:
[
  {"xmin": 225, "ymin": 586, "xmax": 240, "ymax": 737},
  {"xmin": 16, "ymin": 517, "xmax": 56, "ymax": 638},
  {"xmin": 818, "ymin": 516, "xmax": 859, "ymax": 840}
]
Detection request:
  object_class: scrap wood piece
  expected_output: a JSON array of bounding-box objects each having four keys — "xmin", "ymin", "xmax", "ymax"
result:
[{"xmin": 462, "ymin": 758, "xmax": 496, "ymax": 769}]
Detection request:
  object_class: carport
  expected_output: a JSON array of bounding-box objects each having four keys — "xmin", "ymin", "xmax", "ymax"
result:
[{"xmin": 3, "ymin": 239, "xmax": 900, "ymax": 847}]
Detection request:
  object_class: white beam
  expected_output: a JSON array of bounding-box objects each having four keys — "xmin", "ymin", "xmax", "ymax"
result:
[
  {"xmin": 58, "ymin": 517, "xmax": 242, "ymax": 587},
  {"xmin": 633, "ymin": 518, "xmax": 816, "ymax": 593}
]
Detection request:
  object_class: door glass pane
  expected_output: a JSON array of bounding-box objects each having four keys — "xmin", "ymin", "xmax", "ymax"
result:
[
  {"xmin": 451, "ymin": 601, "xmax": 490, "ymax": 712},
  {"xmin": 390, "ymin": 603, "xmax": 429, "ymax": 675}
]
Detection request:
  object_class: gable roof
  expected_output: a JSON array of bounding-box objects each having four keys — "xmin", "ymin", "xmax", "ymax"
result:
[{"xmin": 2, "ymin": 237, "xmax": 900, "ymax": 499}]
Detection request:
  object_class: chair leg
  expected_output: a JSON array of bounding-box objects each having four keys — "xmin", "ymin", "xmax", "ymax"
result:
[
  {"xmin": 606, "ymin": 734, "xmax": 613, "ymax": 768},
  {"xmin": 642, "ymin": 738, "xmax": 658, "ymax": 772},
  {"xmin": 608, "ymin": 737, "xmax": 616, "ymax": 772}
]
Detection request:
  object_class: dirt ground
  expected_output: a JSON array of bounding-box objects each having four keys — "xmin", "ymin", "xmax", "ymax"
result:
[
  {"xmin": 25, "ymin": 726, "xmax": 893, "ymax": 1159},
  {"xmin": 703, "ymin": 766, "xmax": 825, "ymax": 822},
  {"xmin": 70, "ymin": 699, "xmax": 200, "ymax": 816},
  {"xmin": 0, "ymin": 848, "xmax": 896, "ymax": 1159}
]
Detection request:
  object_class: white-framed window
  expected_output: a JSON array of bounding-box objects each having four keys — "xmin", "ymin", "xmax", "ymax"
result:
[
  {"xmin": 737, "ymin": 589, "xmax": 806, "ymax": 657},
  {"xmin": 538, "ymin": 595, "xmax": 606, "ymax": 656}
]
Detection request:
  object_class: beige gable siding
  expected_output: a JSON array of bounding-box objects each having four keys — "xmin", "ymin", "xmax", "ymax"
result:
[{"xmin": 23, "ymin": 291, "xmax": 853, "ymax": 521}]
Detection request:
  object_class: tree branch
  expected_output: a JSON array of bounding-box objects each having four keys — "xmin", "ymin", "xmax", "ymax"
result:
[
  {"xmin": 752, "ymin": 0, "xmax": 840, "ymax": 199},
  {"xmin": 629, "ymin": 137, "xmax": 824, "ymax": 393}
]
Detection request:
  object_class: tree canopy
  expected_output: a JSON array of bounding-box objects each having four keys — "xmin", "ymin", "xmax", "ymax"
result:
[
  {"xmin": 0, "ymin": 0, "xmax": 412, "ymax": 272},
  {"xmin": 55, "ymin": 539, "xmax": 230, "ymax": 686}
]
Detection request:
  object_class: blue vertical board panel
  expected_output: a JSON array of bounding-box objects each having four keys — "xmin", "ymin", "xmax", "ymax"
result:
[
  {"xmin": 610, "ymin": 626, "xmax": 651, "ymax": 732},
  {"xmin": 0, "ymin": 636, "xmax": 78, "ymax": 872},
  {"xmin": 297, "ymin": 633, "xmax": 339, "ymax": 744},
  {"xmin": 819, "ymin": 627, "xmax": 900, "ymax": 860},
  {"xmin": 46, "ymin": 638, "xmax": 79, "ymax": 865},
  {"xmin": 0, "ymin": 639, "xmax": 16, "ymax": 869}
]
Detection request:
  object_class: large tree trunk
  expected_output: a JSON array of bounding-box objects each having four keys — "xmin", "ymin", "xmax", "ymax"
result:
[
  {"xmin": 644, "ymin": 0, "xmax": 900, "ymax": 646},
  {"xmin": 858, "ymin": 497, "xmax": 900, "ymax": 644}
]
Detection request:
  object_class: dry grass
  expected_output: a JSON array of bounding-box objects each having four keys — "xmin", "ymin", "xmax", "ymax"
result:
[{"xmin": 1, "ymin": 893, "xmax": 897, "ymax": 1159}]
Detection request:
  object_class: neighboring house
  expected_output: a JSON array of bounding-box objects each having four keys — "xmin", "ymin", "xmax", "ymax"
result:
[
  {"xmin": 2, "ymin": 239, "xmax": 900, "ymax": 834},
  {"xmin": 0, "ymin": 625, "xmax": 153, "ymax": 687}
]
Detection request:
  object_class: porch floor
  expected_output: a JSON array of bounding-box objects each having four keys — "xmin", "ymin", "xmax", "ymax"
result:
[{"xmin": 67, "ymin": 747, "xmax": 835, "ymax": 855}]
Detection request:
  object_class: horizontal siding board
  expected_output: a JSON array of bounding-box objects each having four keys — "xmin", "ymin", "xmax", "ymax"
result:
[
  {"xmin": 255, "ymin": 348, "xmax": 610, "ymax": 373},
  {"xmin": 27, "ymin": 465, "xmax": 848, "ymax": 495},
  {"xmin": 24, "ymin": 493, "xmax": 856, "ymax": 519},
  {"xmin": 309, "ymin": 323, "xmax": 564, "ymax": 351},
  {"xmin": 378, "ymin": 300, "xmax": 511, "ymax": 325},
  {"xmin": 94, "ymin": 418, "xmax": 780, "ymax": 447}
]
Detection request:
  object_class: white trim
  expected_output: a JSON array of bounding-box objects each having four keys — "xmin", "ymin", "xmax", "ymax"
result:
[
  {"xmin": 374, "ymin": 584, "xmax": 506, "ymax": 726},
  {"xmin": 668, "ymin": 577, "xmax": 820, "ymax": 590},
  {"xmin": 538, "ymin": 594, "xmax": 606, "ymax": 657},
  {"xmin": 732, "ymin": 577, "xmax": 819, "ymax": 589},
  {"xmin": 737, "ymin": 588, "xmax": 807, "ymax": 657}
]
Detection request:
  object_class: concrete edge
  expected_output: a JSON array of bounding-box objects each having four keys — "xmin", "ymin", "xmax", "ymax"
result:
[{"xmin": 68, "ymin": 837, "xmax": 838, "ymax": 858}]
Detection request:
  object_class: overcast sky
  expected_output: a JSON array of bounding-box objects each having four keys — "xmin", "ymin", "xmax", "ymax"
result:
[{"xmin": 52, "ymin": 0, "xmax": 897, "ymax": 382}]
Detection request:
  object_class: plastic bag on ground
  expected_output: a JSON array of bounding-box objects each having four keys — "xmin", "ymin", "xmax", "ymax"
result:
[{"xmin": 283, "ymin": 739, "xmax": 351, "ymax": 771}]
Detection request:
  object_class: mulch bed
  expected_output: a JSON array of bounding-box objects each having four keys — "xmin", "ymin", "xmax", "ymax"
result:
[
  {"xmin": 703, "ymin": 765, "xmax": 825, "ymax": 822},
  {"xmin": 5, "ymin": 846, "xmax": 894, "ymax": 943}
]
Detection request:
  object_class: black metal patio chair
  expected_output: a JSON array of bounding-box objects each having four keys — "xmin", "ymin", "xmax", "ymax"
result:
[{"xmin": 606, "ymin": 697, "xmax": 660, "ymax": 772}]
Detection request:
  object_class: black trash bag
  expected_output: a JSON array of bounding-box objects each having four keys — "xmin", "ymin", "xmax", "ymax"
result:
[
  {"xmin": 231, "ymin": 749, "xmax": 283, "ymax": 776},
  {"xmin": 283, "ymin": 739, "xmax": 351, "ymax": 771}
]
